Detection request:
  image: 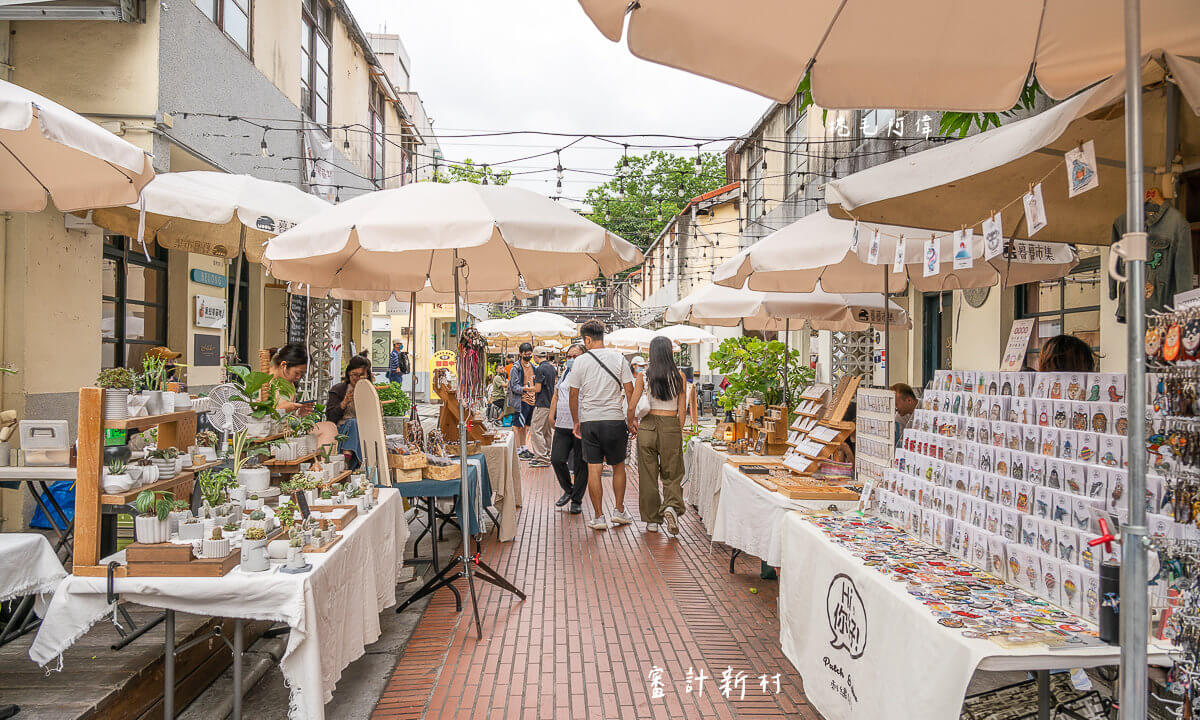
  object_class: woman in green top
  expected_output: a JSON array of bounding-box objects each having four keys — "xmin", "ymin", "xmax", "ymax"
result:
[{"xmin": 489, "ymin": 370, "xmax": 508, "ymax": 421}]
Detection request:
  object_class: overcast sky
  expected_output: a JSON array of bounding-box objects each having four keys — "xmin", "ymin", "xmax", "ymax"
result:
[{"xmin": 344, "ymin": 0, "xmax": 769, "ymax": 205}]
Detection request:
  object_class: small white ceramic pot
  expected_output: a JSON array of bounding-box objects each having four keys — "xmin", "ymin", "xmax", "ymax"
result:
[
  {"xmin": 178, "ymin": 520, "xmax": 204, "ymax": 541},
  {"xmin": 167, "ymin": 509, "xmax": 191, "ymax": 533},
  {"xmin": 287, "ymin": 546, "xmax": 306, "ymax": 569},
  {"xmin": 151, "ymin": 457, "xmax": 177, "ymax": 480},
  {"xmin": 142, "ymin": 390, "xmax": 164, "ymax": 415},
  {"xmin": 104, "ymin": 389, "xmax": 130, "ymax": 420},
  {"xmin": 244, "ymin": 497, "xmax": 262, "ymax": 512},
  {"xmin": 195, "ymin": 446, "xmax": 218, "ymax": 462},
  {"xmin": 102, "ymin": 473, "xmax": 134, "ymax": 494},
  {"xmin": 227, "ymin": 484, "xmax": 247, "ymax": 503},
  {"xmin": 202, "ymin": 537, "xmax": 230, "ymax": 559},
  {"xmin": 239, "ymin": 467, "xmax": 271, "ymax": 493},
  {"xmin": 134, "ymin": 515, "xmax": 170, "ymax": 544},
  {"xmin": 240, "ymin": 538, "xmax": 271, "ymax": 572},
  {"xmin": 267, "ymin": 539, "xmax": 291, "ymax": 559}
]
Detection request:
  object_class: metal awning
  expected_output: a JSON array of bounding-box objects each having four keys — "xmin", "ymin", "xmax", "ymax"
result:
[{"xmin": 0, "ymin": 0, "xmax": 138, "ymax": 21}]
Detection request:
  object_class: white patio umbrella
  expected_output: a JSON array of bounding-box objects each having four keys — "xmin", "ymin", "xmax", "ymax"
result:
[
  {"xmin": 655, "ymin": 324, "xmax": 717, "ymax": 345},
  {"xmin": 0, "ymin": 77, "xmax": 154, "ymax": 212},
  {"xmin": 578, "ymin": 1, "xmax": 1197, "ymax": 708},
  {"xmin": 607, "ymin": 327, "xmax": 661, "ymax": 353},
  {"xmin": 825, "ymin": 56, "xmax": 1200, "ymax": 247},
  {"xmin": 263, "ymin": 182, "xmax": 642, "ymax": 294},
  {"xmin": 714, "ymin": 210, "xmax": 1078, "ymax": 293},
  {"xmin": 666, "ymin": 282, "xmax": 910, "ymax": 332},
  {"xmin": 477, "ymin": 311, "xmax": 577, "ymax": 341},
  {"xmin": 576, "ymin": 0, "xmax": 1200, "ymax": 108},
  {"xmin": 264, "ymin": 182, "xmax": 642, "ymax": 638}
]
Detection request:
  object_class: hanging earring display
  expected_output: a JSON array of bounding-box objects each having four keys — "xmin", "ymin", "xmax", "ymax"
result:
[{"xmin": 456, "ymin": 326, "xmax": 488, "ymax": 414}]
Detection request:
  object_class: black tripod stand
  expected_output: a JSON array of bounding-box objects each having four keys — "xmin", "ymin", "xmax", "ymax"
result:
[{"xmin": 397, "ymin": 255, "xmax": 525, "ymax": 637}]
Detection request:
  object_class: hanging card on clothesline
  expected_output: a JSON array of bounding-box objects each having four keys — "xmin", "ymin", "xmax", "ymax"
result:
[
  {"xmin": 923, "ymin": 236, "xmax": 940, "ymax": 277},
  {"xmin": 849, "ymin": 221, "xmax": 861, "ymax": 253},
  {"xmin": 1023, "ymin": 183, "xmax": 1048, "ymax": 236},
  {"xmin": 893, "ymin": 235, "xmax": 906, "ymax": 273},
  {"xmin": 953, "ymin": 229, "xmax": 974, "ymax": 270},
  {"xmin": 866, "ymin": 229, "xmax": 882, "ymax": 265},
  {"xmin": 983, "ymin": 212, "xmax": 1004, "ymax": 261},
  {"xmin": 1065, "ymin": 140, "xmax": 1099, "ymax": 198}
]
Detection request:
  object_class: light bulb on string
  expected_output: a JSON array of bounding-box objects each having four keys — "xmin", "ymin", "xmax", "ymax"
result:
[
  {"xmin": 343, "ymin": 129, "xmax": 350, "ymax": 151},
  {"xmin": 260, "ymin": 129, "xmax": 269, "ymax": 157},
  {"xmin": 695, "ymin": 143, "xmax": 702, "ymax": 167}
]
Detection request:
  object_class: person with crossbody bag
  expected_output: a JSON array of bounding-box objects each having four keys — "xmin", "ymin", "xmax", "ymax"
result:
[{"xmin": 564, "ymin": 320, "xmax": 637, "ymax": 530}]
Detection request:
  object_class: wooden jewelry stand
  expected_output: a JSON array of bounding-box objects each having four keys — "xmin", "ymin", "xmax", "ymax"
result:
[{"xmin": 432, "ymin": 369, "xmax": 492, "ymax": 447}]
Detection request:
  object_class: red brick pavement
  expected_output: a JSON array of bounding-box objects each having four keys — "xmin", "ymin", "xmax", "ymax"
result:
[{"xmin": 373, "ymin": 459, "xmax": 823, "ymax": 720}]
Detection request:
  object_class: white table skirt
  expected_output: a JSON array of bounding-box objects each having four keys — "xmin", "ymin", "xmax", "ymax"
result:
[
  {"xmin": 484, "ymin": 431, "xmax": 521, "ymax": 542},
  {"xmin": 30, "ymin": 488, "xmax": 410, "ymax": 720},
  {"xmin": 710, "ymin": 463, "xmax": 859, "ymax": 567},
  {"xmin": 778, "ymin": 512, "xmax": 1173, "ymax": 720},
  {"xmin": 683, "ymin": 439, "xmax": 727, "ymax": 531},
  {"xmin": 0, "ymin": 533, "xmax": 66, "ymax": 602}
]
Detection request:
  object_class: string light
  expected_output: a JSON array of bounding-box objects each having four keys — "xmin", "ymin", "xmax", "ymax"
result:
[{"xmin": 260, "ymin": 128, "xmax": 269, "ymax": 157}]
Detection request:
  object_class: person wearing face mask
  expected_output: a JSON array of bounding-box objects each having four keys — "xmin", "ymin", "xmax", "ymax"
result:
[
  {"xmin": 509, "ymin": 342, "xmax": 537, "ymax": 459},
  {"xmin": 549, "ymin": 343, "xmax": 587, "ymax": 513}
]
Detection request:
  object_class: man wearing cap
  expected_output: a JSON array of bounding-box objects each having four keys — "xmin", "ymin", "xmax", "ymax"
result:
[
  {"xmin": 528, "ymin": 346, "xmax": 557, "ymax": 467},
  {"xmin": 630, "ymin": 355, "xmax": 647, "ymax": 376}
]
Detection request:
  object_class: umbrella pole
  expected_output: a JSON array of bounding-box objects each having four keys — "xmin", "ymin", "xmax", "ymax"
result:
[
  {"xmin": 453, "ymin": 255, "xmax": 483, "ymax": 638},
  {"xmin": 883, "ymin": 265, "xmax": 890, "ymax": 387},
  {"xmin": 783, "ymin": 318, "xmax": 790, "ymax": 410},
  {"xmin": 1118, "ymin": 0, "xmax": 1148, "ymax": 715},
  {"xmin": 409, "ymin": 291, "xmax": 418, "ymax": 407},
  {"xmin": 228, "ymin": 226, "xmax": 246, "ymax": 360}
]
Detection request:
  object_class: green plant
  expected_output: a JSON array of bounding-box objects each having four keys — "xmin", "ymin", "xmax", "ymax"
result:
[
  {"xmin": 195, "ymin": 430, "xmax": 218, "ymax": 448},
  {"xmin": 135, "ymin": 489, "xmax": 174, "ymax": 520},
  {"xmin": 224, "ymin": 365, "xmax": 297, "ymax": 474},
  {"xmin": 147, "ymin": 447, "xmax": 180, "ymax": 460},
  {"xmin": 249, "ymin": 509, "xmax": 266, "ymax": 521},
  {"xmin": 211, "ymin": 527, "xmax": 224, "ymax": 541},
  {"xmin": 245, "ymin": 527, "xmax": 266, "ymax": 540},
  {"xmin": 277, "ymin": 500, "xmax": 298, "ymax": 528},
  {"xmin": 707, "ymin": 337, "xmax": 815, "ymax": 410},
  {"xmin": 106, "ymin": 458, "xmax": 127, "ymax": 475},
  {"xmin": 223, "ymin": 521, "xmax": 239, "ymax": 532},
  {"xmin": 96, "ymin": 367, "xmax": 136, "ymax": 391},
  {"xmin": 320, "ymin": 490, "xmax": 332, "ymax": 500},
  {"xmin": 140, "ymin": 355, "xmax": 168, "ymax": 392},
  {"xmin": 317, "ymin": 436, "xmax": 347, "ymax": 463},
  {"xmin": 172, "ymin": 499, "xmax": 190, "ymax": 512},
  {"xmin": 375, "ymin": 383, "xmax": 411, "ymax": 417},
  {"xmin": 198, "ymin": 468, "xmax": 236, "ymax": 507},
  {"xmin": 289, "ymin": 535, "xmax": 303, "ymax": 548}
]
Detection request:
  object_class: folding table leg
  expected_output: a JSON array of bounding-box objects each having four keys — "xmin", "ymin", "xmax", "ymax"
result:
[
  {"xmin": 232, "ymin": 619, "xmax": 244, "ymax": 720},
  {"xmin": 164, "ymin": 610, "xmax": 176, "ymax": 720}
]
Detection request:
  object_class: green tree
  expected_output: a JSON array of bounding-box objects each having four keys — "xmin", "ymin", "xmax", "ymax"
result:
[
  {"xmin": 583, "ymin": 150, "xmax": 727, "ymax": 250},
  {"xmin": 431, "ymin": 158, "xmax": 511, "ymax": 185},
  {"xmin": 707, "ymin": 336, "xmax": 814, "ymax": 409}
]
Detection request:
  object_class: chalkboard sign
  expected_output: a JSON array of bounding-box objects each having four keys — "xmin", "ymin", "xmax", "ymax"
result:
[{"xmin": 193, "ymin": 333, "xmax": 222, "ymax": 366}]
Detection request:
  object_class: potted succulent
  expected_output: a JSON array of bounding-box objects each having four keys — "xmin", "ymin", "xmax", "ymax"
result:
[
  {"xmin": 133, "ymin": 489, "xmax": 173, "ymax": 544},
  {"xmin": 240, "ymin": 526, "xmax": 270, "ymax": 572},
  {"xmin": 202, "ymin": 527, "xmax": 230, "ymax": 559},
  {"xmin": 167, "ymin": 499, "xmax": 191, "ymax": 533},
  {"xmin": 127, "ymin": 456, "xmax": 159, "ymax": 486},
  {"xmin": 245, "ymin": 493, "xmax": 262, "ymax": 512},
  {"xmin": 244, "ymin": 508, "xmax": 271, "ymax": 533},
  {"xmin": 178, "ymin": 515, "xmax": 204, "ymax": 541},
  {"xmin": 97, "ymin": 367, "xmax": 136, "ymax": 420},
  {"xmin": 222, "ymin": 520, "xmax": 241, "ymax": 536},
  {"xmin": 102, "ymin": 458, "xmax": 134, "ymax": 494},
  {"xmin": 192, "ymin": 430, "xmax": 219, "ymax": 462},
  {"xmin": 286, "ymin": 534, "xmax": 306, "ymax": 569},
  {"xmin": 199, "ymin": 468, "xmax": 236, "ymax": 511},
  {"xmin": 139, "ymin": 354, "xmax": 170, "ymax": 415},
  {"xmin": 147, "ymin": 447, "xmax": 179, "ymax": 480}
]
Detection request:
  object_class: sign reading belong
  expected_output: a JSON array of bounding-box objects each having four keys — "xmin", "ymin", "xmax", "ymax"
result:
[{"xmin": 194, "ymin": 295, "xmax": 227, "ymax": 329}]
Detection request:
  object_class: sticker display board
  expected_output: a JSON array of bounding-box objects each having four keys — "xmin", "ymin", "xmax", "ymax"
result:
[{"xmin": 855, "ymin": 387, "xmax": 895, "ymax": 487}]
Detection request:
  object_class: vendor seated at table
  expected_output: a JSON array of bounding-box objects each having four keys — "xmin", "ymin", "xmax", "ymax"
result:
[
  {"xmin": 1037, "ymin": 334, "xmax": 1097, "ymax": 373},
  {"xmin": 326, "ymin": 355, "xmax": 372, "ymax": 469},
  {"xmin": 891, "ymin": 383, "xmax": 918, "ymax": 443},
  {"xmin": 268, "ymin": 342, "xmax": 313, "ymax": 416}
]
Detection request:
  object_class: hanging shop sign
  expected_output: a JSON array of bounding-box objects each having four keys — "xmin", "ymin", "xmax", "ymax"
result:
[
  {"xmin": 1000, "ymin": 318, "xmax": 1036, "ymax": 372},
  {"xmin": 190, "ymin": 268, "xmax": 227, "ymax": 289},
  {"xmin": 193, "ymin": 333, "xmax": 222, "ymax": 366},
  {"xmin": 431, "ymin": 349, "xmax": 457, "ymax": 379},
  {"xmin": 194, "ymin": 295, "xmax": 227, "ymax": 329}
]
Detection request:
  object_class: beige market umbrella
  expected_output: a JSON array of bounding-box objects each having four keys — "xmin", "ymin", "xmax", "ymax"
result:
[
  {"xmin": 825, "ymin": 56, "xmax": 1200, "ymax": 247},
  {"xmin": 576, "ymin": 0, "xmax": 1200, "ymax": 108},
  {"xmin": 89, "ymin": 171, "xmax": 330, "ymax": 262},
  {"xmin": 666, "ymin": 282, "xmax": 910, "ymax": 332},
  {"xmin": 263, "ymin": 182, "xmax": 642, "ymax": 294},
  {"xmin": 263, "ymin": 182, "xmax": 642, "ymax": 638},
  {"xmin": 607, "ymin": 327, "xmax": 662, "ymax": 353},
  {"xmin": 475, "ymin": 311, "xmax": 577, "ymax": 343},
  {"xmin": 0, "ymin": 78, "xmax": 154, "ymax": 212},
  {"xmin": 713, "ymin": 210, "xmax": 1078, "ymax": 293},
  {"xmin": 655, "ymin": 324, "xmax": 718, "ymax": 345}
]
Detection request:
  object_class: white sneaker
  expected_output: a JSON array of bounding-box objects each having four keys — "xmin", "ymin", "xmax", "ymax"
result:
[
  {"xmin": 646, "ymin": 523, "xmax": 660, "ymax": 533},
  {"xmin": 663, "ymin": 507, "xmax": 680, "ymax": 536},
  {"xmin": 611, "ymin": 509, "xmax": 634, "ymax": 526},
  {"xmin": 588, "ymin": 516, "xmax": 610, "ymax": 531}
]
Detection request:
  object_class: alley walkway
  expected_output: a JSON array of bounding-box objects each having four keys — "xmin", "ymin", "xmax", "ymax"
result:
[{"xmin": 372, "ymin": 460, "xmax": 822, "ymax": 720}]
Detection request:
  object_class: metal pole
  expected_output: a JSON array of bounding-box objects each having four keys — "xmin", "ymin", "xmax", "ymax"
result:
[
  {"xmin": 232, "ymin": 618, "xmax": 244, "ymax": 720},
  {"xmin": 453, "ymin": 252, "xmax": 482, "ymax": 638},
  {"xmin": 228, "ymin": 227, "xmax": 246, "ymax": 358},
  {"xmin": 883, "ymin": 265, "xmax": 891, "ymax": 387},
  {"xmin": 783, "ymin": 317, "xmax": 790, "ymax": 410},
  {"xmin": 1119, "ymin": 1, "xmax": 1149, "ymax": 718},
  {"xmin": 163, "ymin": 609, "xmax": 175, "ymax": 720},
  {"xmin": 409, "ymin": 291, "xmax": 418, "ymax": 405}
]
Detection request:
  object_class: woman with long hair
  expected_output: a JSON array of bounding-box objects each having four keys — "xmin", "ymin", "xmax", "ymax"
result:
[
  {"xmin": 325, "ymin": 354, "xmax": 372, "ymax": 469},
  {"xmin": 267, "ymin": 342, "xmax": 312, "ymax": 416},
  {"xmin": 629, "ymin": 335, "xmax": 687, "ymax": 536}
]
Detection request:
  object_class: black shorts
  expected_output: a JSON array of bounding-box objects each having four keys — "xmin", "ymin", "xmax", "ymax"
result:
[
  {"xmin": 513, "ymin": 403, "xmax": 535, "ymax": 427},
  {"xmin": 580, "ymin": 420, "xmax": 628, "ymax": 465}
]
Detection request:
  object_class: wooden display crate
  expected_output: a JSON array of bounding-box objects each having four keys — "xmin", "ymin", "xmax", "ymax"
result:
[
  {"xmin": 422, "ymin": 463, "xmax": 460, "ymax": 481},
  {"xmin": 447, "ymin": 441, "xmax": 481, "ymax": 457},
  {"xmin": 388, "ymin": 452, "xmax": 428, "ymax": 470},
  {"xmin": 393, "ymin": 467, "xmax": 423, "ymax": 483},
  {"xmin": 304, "ymin": 534, "xmax": 342, "ymax": 553},
  {"xmin": 123, "ymin": 542, "xmax": 241, "ymax": 578},
  {"xmin": 310, "ymin": 505, "xmax": 357, "ymax": 530}
]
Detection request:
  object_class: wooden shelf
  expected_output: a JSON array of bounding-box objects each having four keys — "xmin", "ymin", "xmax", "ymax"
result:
[
  {"xmin": 263, "ymin": 451, "xmax": 317, "ymax": 468},
  {"xmin": 100, "ymin": 470, "xmax": 195, "ymax": 505},
  {"xmin": 103, "ymin": 409, "xmax": 198, "ymax": 431}
]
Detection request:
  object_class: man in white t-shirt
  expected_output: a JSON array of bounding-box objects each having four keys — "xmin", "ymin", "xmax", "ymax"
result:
[{"xmin": 564, "ymin": 319, "xmax": 636, "ymax": 530}]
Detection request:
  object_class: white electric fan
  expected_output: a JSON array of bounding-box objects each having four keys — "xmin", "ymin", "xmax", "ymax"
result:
[{"xmin": 206, "ymin": 383, "xmax": 250, "ymax": 446}]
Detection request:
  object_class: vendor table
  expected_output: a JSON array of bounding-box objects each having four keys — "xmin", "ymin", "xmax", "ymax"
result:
[
  {"xmin": 711, "ymin": 462, "xmax": 859, "ymax": 568},
  {"xmin": 397, "ymin": 454, "xmax": 495, "ymax": 579},
  {"xmin": 682, "ymin": 439, "xmax": 727, "ymax": 530},
  {"xmin": 482, "ymin": 432, "xmax": 521, "ymax": 541},
  {"xmin": 0, "ymin": 467, "xmax": 77, "ymax": 561},
  {"xmin": 778, "ymin": 512, "xmax": 1173, "ymax": 720},
  {"xmin": 30, "ymin": 488, "xmax": 409, "ymax": 720},
  {"xmin": 0, "ymin": 533, "xmax": 66, "ymax": 645}
]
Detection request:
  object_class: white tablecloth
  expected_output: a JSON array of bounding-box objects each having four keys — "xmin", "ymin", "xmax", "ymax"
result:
[
  {"xmin": 30, "ymin": 489, "xmax": 409, "ymax": 720},
  {"xmin": 778, "ymin": 512, "xmax": 1173, "ymax": 720},
  {"xmin": 0, "ymin": 533, "xmax": 66, "ymax": 601},
  {"xmin": 710, "ymin": 463, "xmax": 859, "ymax": 567},
  {"xmin": 683, "ymin": 439, "xmax": 727, "ymax": 531},
  {"xmin": 483, "ymin": 431, "xmax": 521, "ymax": 541}
]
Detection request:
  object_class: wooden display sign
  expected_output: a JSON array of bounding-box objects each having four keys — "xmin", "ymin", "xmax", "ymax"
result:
[{"xmin": 432, "ymin": 369, "xmax": 489, "ymax": 445}]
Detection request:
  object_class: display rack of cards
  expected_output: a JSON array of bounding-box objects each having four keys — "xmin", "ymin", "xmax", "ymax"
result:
[
  {"xmin": 781, "ymin": 384, "xmax": 830, "ymax": 474},
  {"xmin": 868, "ymin": 368, "xmax": 1182, "ymax": 625},
  {"xmin": 855, "ymin": 387, "xmax": 896, "ymax": 487}
]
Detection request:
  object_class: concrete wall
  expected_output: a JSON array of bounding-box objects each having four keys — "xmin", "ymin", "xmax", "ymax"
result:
[
  {"xmin": 952, "ymin": 286, "xmax": 1014, "ymax": 373},
  {"xmin": 253, "ymin": 0, "xmax": 303, "ymax": 107},
  {"xmin": 166, "ymin": 251, "xmax": 231, "ymax": 389}
]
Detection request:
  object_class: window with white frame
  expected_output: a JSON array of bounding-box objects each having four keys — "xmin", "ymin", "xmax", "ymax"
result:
[
  {"xmin": 745, "ymin": 142, "xmax": 764, "ymax": 218},
  {"xmin": 785, "ymin": 99, "xmax": 809, "ymax": 199},
  {"xmin": 301, "ymin": 0, "xmax": 331, "ymax": 129},
  {"xmin": 369, "ymin": 89, "xmax": 385, "ymax": 187},
  {"xmin": 194, "ymin": 0, "xmax": 250, "ymax": 55}
]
